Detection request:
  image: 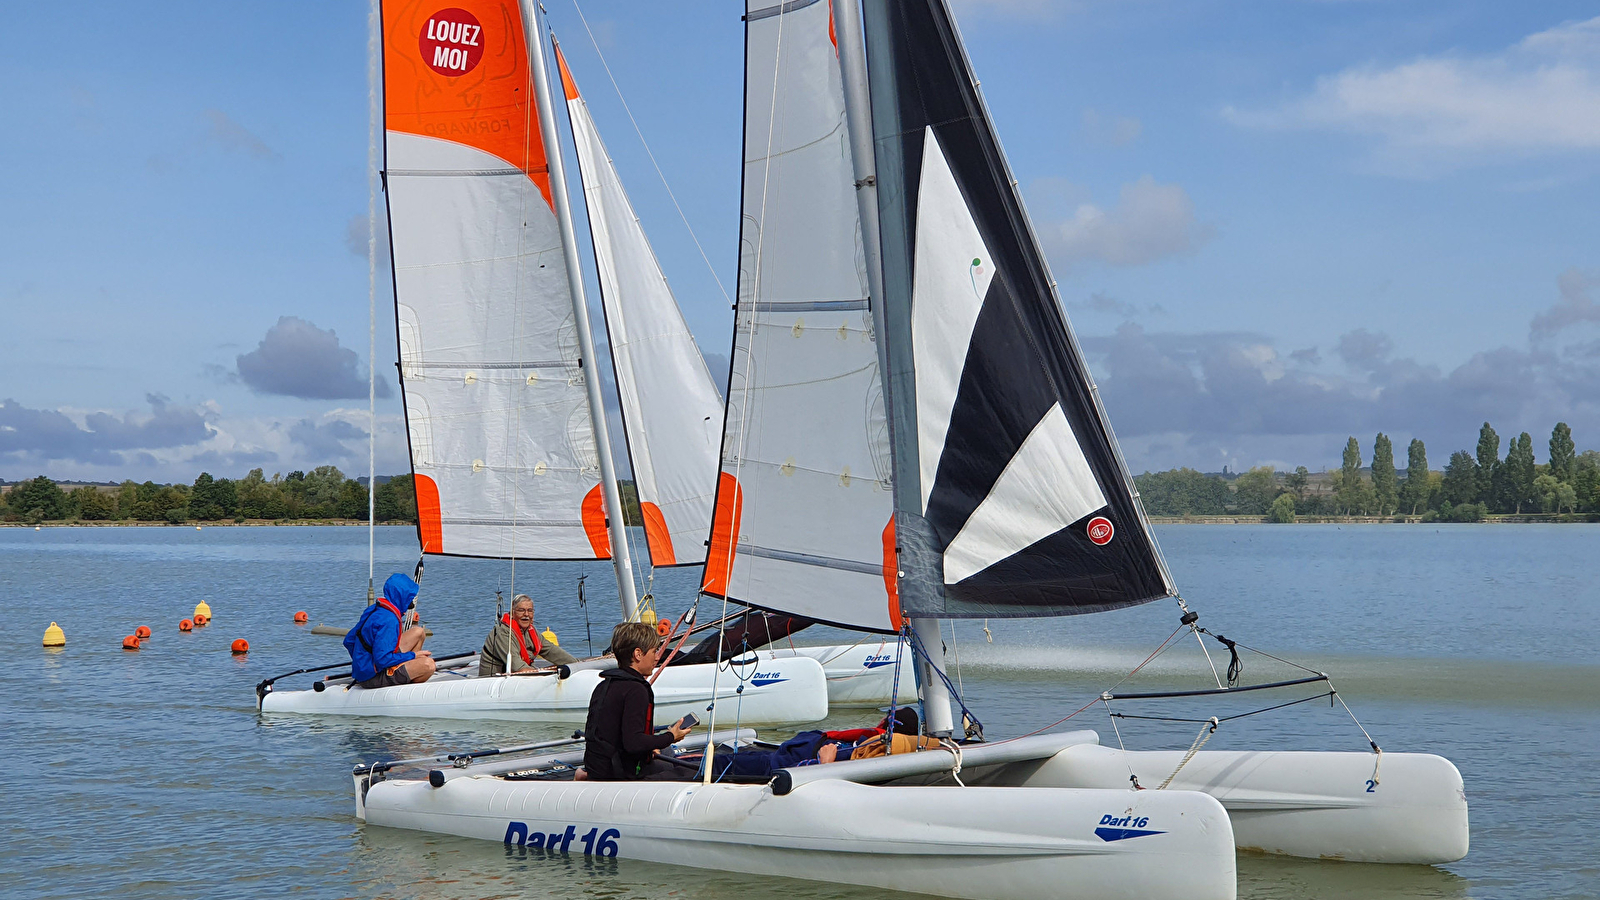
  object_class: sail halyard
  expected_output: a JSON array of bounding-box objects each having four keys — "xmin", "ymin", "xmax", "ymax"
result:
[
  {"xmin": 555, "ymin": 40, "xmax": 725, "ymax": 570},
  {"xmin": 523, "ymin": 1, "xmax": 639, "ymax": 618}
]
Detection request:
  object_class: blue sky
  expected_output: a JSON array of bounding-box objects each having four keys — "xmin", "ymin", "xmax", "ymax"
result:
[{"xmin": 2, "ymin": 0, "xmax": 1597, "ymax": 483}]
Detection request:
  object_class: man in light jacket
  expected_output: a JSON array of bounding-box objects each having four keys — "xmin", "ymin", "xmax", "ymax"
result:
[{"xmin": 479, "ymin": 593, "xmax": 577, "ymax": 676}]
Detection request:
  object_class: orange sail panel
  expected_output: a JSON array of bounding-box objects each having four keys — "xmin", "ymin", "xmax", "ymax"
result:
[
  {"xmin": 415, "ymin": 473, "xmax": 444, "ymax": 554},
  {"xmin": 701, "ymin": 473, "xmax": 744, "ymax": 596},
  {"xmin": 384, "ymin": 0, "xmax": 603, "ymax": 560}
]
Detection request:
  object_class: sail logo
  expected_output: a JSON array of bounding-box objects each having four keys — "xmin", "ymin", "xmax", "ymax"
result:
[
  {"xmin": 1086, "ymin": 516, "xmax": 1114, "ymax": 546},
  {"xmin": 750, "ymin": 672, "xmax": 787, "ymax": 687},
  {"xmin": 1094, "ymin": 814, "xmax": 1164, "ymax": 842},
  {"xmin": 420, "ymin": 8, "xmax": 485, "ymax": 77}
]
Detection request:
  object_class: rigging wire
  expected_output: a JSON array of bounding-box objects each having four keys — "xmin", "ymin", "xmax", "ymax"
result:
[
  {"xmin": 365, "ymin": 0, "xmax": 379, "ymax": 604},
  {"xmin": 569, "ymin": 0, "xmax": 731, "ymax": 305}
]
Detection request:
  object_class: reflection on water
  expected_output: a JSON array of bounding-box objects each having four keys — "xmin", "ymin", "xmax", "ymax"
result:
[{"xmin": 4, "ymin": 525, "xmax": 1599, "ymax": 899}]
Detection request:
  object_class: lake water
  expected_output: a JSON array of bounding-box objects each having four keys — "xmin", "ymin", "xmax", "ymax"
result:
[{"xmin": 2, "ymin": 524, "xmax": 1596, "ymax": 899}]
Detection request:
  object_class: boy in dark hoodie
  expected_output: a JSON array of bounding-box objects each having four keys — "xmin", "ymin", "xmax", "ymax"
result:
[
  {"xmin": 344, "ymin": 573, "xmax": 436, "ymax": 688},
  {"xmin": 580, "ymin": 621, "xmax": 693, "ymax": 780}
]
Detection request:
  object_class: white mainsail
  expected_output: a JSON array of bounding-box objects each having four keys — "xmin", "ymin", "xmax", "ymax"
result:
[
  {"xmin": 384, "ymin": 1, "xmax": 610, "ymax": 560},
  {"xmin": 703, "ymin": 0, "xmax": 899, "ymax": 633},
  {"xmin": 558, "ymin": 46, "xmax": 724, "ymax": 568}
]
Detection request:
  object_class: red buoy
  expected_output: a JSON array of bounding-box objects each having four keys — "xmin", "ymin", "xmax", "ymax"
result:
[
  {"xmin": 293, "ymin": 611, "xmax": 309, "ymax": 624},
  {"xmin": 134, "ymin": 625, "xmax": 151, "ymax": 639},
  {"xmin": 121, "ymin": 635, "xmax": 141, "ymax": 650},
  {"xmin": 179, "ymin": 619, "xmax": 194, "ymax": 632},
  {"xmin": 194, "ymin": 614, "xmax": 209, "ymax": 627},
  {"xmin": 231, "ymin": 638, "xmax": 250, "ymax": 655}
]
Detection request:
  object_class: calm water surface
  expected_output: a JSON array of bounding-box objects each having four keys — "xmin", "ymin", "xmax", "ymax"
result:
[{"xmin": 2, "ymin": 524, "xmax": 1596, "ymax": 899}]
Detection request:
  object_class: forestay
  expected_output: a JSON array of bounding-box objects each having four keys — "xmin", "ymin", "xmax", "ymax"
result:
[
  {"xmin": 557, "ymin": 46, "xmax": 724, "ymax": 568},
  {"xmin": 862, "ymin": 0, "xmax": 1175, "ymax": 617},
  {"xmin": 702, "ymin": 0, "xmax": 899, "ymax": 633},
  {"xmin": 382, "ymin": 0, "xmax": 606, "ymax": 560}
]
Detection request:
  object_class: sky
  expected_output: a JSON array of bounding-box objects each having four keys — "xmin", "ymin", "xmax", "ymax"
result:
[{"xmin": 2, "ymin": 0, "xmax": 1597, "ymax": 484}]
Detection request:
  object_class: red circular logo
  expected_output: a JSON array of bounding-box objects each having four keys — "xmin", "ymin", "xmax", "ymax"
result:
[
  {"xmin": 420, "ymin": 9, "xmax": 485, "ymax": 78},
  {"xmin": 1086, "ymin": 516, "xmax": 1114, "ymax": 545}
]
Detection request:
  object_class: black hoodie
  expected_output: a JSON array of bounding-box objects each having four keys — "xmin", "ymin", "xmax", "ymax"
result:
[{"xmin": 583, "ymin": 666, "xmax": 676, "ymax": 780}]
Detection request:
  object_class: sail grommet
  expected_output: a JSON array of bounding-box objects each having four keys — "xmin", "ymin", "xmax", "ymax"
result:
[
  {"xmin": 464, "ymin": 372, "xmax": 477, "ymax": 385},
  {"xmin": 472, "ymin": 459, "xmax": 485, "ymax": 474},
  {"xmin": 792, "ymin": 318, "xmax": 805, "ymax": 337},
  {"xmin": 780, "ymin": 458, "xmax": 796, "ymax": 477},
  {"xmin": 526, "ymin": 372, "xmax": 539, "ymax": 385},
  {"xmin": 533, "ymin": 462, "xmax": 548, "ymax": 476}
]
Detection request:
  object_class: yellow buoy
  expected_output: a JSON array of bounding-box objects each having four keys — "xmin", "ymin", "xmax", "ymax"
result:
[
  {"xmin": 42, "ymin": 622, "xmax": 65, "ymax": 647},
  {"xmin": 194, "ymin": 601, "xmax": 213, "ymax": 620},
  {"xmin": 638, "ymin": 608, "xmax": 657, "ymax": 626},
  {"xmin": 541, "ymin": 628, "xmax": 559, "ymax": 646}
]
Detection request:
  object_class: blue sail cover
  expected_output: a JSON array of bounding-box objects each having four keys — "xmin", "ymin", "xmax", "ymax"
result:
[{"xmin": 863, "ymin": 0, "xmax": 1175, "ymax": 618}]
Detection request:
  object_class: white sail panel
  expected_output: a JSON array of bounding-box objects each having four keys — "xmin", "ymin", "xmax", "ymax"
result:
[
  {"xmin": 942, "ymin": 404, "xmax": 1105, "ymax": 583},
  {"xmin": 384, "ymin": 1, "xmax": 603, "ymax": 559},
  {"xmin": 705, "ymin": 0, "xmax": 898, "ymax": 632},
  {"xmin": 559, "ymin": 51, "xmax": 723, "ymax": 567},
  {"xmin": 911, "ymin": 128, "xmax": 994, "ymax": 514}
]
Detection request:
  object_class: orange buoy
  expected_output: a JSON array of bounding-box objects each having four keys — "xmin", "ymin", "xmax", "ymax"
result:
[
  {"xmin": 293, "ymin": 611, "xmax": 309, "ymax": 624},
  {"xmin": 656, "ymin": 619, "xmax": 672, "ymax": 637},
  {"xmin": 179, "ymin": 618, "xmax": 194, "ymax": 632},
  {"xmin": 194, "ymin": 614, "xmax": 209, "ymax": 627},
  {"xmin": 134, "ymin": 625, "xmax": 151, "ymax": 639},
  {"xmin": 231, "ymin": 638, "xmax": 249, "ymax": 654},
  {"xmin": 121, "ymin": 635, "xmax": 141, "ymax": 650}
]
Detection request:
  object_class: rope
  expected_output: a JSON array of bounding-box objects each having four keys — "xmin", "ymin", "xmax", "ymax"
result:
[
  {"xmin": 1158, "ymin": 717, "xmax": 1218, "ymax": 790},
  {"xmin": 939, "ymin": 738, "xmax": 966, "ymax": 787},
  {"xmin": 906, "ymin": 626, "xmax": 984, "ymax": 739}
]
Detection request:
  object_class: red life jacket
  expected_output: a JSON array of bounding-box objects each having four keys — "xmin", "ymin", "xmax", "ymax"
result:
[{"xmin": 501, "ymin": 613, "xmax": 543, "ymax": 665}]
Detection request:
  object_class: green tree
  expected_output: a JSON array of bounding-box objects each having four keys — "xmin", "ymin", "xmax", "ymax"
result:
[
  {"xmin": 1371, "ymin": 434, "xmax": 1398, "ymax": 515},
  {"xmin": 190, "ymin": 472, "xmax": 237, "ymax": 521},
  {"xmin": 115, "ymin": 480, "xmax": 139, "ymax": 519},
  {"xmin": 374, "ymin": 475, "xmax": 418, "ymax": 522},
  {"xmin": 1549, "ymin": 422, "xmax": 1576, "ymax": 483},
  {"xmin": 1399, "ymin": 438, "xmax": 1430, "ymax": 514},
  {"xmin": 73, "ymin": 486, "xmax": 116, "ymax": 520},
  {"xmin": 1134, "ymin": 469, "xmax": 1232, "ymax": 516},
  {"xmin": 1232, "ymin": 466, "xmax": 1279, "ymax": 515},
  {"xmin": 1573, "ymin": 451, "xmax": 1600, "ymax": 512},
  {"xmin": 1503, "ymin": 432, "xmax": 1537, "ymax": 514},
  {"xmin": 1336, "ymin": 438, "xmax": 1372, "ymax": 514},
  {"xmin": 6, "ymin": 476, "xmax": 69, "ymax": 520},
  {"xmin": 1268, "ymin": 492, "xmax": 1296, "ymax": 523},
  {"xmin": 336, "ymin": 478, "xmax": 369, "ymax": 520},
  {"xmin": 1284, "ymin": 466, "xmax": 1309, "ymax": 502},
  {"xmin": 1475, "ymin": 422, "xmax": 1500, "ymax": 504},
  {"xmin": 1535, "ymin": 473, "xmax": 1578, "ymax": 514}
]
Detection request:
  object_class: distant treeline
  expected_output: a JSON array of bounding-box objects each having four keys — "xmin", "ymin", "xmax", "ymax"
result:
[
  {"xmin": 1138, "ymin": 422, "xmax": 1600, "ymax": 522},
  {"xmin": 0, "ymin": 468, "xmax": 647, "ymax": 526}
]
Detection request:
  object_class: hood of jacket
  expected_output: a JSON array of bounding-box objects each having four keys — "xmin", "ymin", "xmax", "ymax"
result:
[
  {"xmin": 382, "ymin": 573, "xmax": 419, "ymax": 612},
  {"xmin": 598, "ymin": 665, "xmax": 648, "ymax": 684}
]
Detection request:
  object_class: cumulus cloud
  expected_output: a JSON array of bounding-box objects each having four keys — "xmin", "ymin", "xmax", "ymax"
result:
[
  {"xmin": 236, "ymin": 316, "xmax": 392, "ymax": 400},
  {"xmin": 1068, "ymin": 291, "xmax": 1167, "ymax": 320},
  {"xmin": 1081, "ymin": 107, "xmax": 1142, "ymax": 147},
  {"xmin": 1085, "ymin": 271, "xmax": 1600, "ymax": 471},
  {"xmin": 288, "ymin": 417, "xmax": 370, "ymax": 460},
  {"xmin": 346, "ymin": 212, "xmax": 392, "ymax": 267},
  {"xmin": 1226, "ymin": 15, "xmax": 1600, "ymax": 166},
  {"xmin": 0, "ymin": 395, "xmax": 214, "ymax": 466},
  {"xmin": 204, "ymin": 108, "xmax": 278, "ymax": 160},
  {"xmin": 1040, "ymin": 176, "xmax": 1214, "ymax": 267}
]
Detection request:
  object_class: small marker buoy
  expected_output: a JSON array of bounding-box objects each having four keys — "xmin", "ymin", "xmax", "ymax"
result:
[
  {"xmin": 231, "ymin": 638, "xmax": 249, "ymax": 654},
  {"xmin": 194, "ymin": 614, "xmax": 209, "ymax": 627},
  {"xmin": 293, "ymin": 611, "xmax": 309, "ymax": 624},
  {"xmin": 543, "ymin": 628, "xmax": 560, "ymax": 646},
  {"xmin": 122, "ymin": 635, "xmax": 141, "ymax": 651},
  {"xmin": 34, "ymin": 525, "xmax": 41, "ymax": 531},
  {"xmin": 42, "ymin": 622, "xmax": 65, "ymax": 647},
  {"xmin": 134, "ymin": 625, "xmax": 151, "ymax": 639},
  {"xmin": 196, "ymin": 525, "xmax": 202, "ymax": 530},
  {"xmin": 194, "ymin": 601, "xmax": 213, "ymax": 620},
  {"xmin": 179, "ymin": 618, "xmax": 194, "ymax": 632}
]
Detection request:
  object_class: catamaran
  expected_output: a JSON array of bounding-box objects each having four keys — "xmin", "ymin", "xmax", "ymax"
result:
[{"xmin": 351, "ymin": 2, "xmax": 1469, "ymax": 898}]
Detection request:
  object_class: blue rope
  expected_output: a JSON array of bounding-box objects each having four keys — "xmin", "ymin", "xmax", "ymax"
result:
[
  {"xmin": 905, "ymin": 626, "xmax": 983, "ymax": 738},
  {"xmin": 885, "ymin": 628, "xmax": 907, "ymax": 755}
]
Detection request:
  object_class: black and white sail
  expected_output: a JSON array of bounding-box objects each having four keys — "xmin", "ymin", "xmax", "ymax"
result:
[{"xmin": 862, "ymin": 0, "xmax": 1175, "ymax": 619}]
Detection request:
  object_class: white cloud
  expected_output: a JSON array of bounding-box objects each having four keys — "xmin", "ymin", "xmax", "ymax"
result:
[
  {"xmin": 203, "ymin": 108, "xmax": 278, "ymax": 160},
  {"xmin": 1227, "ymin": 16, "xmax": 1600, "ymax": 164},
  {"xmin": 1041, "ymin": 176, "xmax": 1213, "ymax": 267},
  {"xmin": 1081, "ymin": 107, "xmax": 1142, "ymax": 147}
]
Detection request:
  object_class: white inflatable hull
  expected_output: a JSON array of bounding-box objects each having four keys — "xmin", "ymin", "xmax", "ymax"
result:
[
  {"xmin": 1028, "ymin": 744, "xmax": 1469, "ymax": 864},
  {"xmin": 359, "ymin": 771, "xmax": 1237, "ymax": 900},
  {"xmin": 760, "ymin": 641, "xmax": 912, "ymax": 707},
  {"xmin": 260, "ymin": 656, "xmax": 829, "ymax": 726}
]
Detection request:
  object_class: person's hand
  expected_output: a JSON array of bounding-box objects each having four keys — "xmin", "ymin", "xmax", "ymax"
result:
[
  {"xmin": 667, "ymin": 721, "xmax": 691, "ymax": 741},
  {"xmin": 817, "ymin": 743, "xmax": 839, "ymax": 764},
  {"xmin": 415, "ymin": 649, "xmax": 432, "ymax": 658}
]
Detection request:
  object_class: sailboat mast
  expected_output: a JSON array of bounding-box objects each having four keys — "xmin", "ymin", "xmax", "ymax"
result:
[
  {"xmin": 523, "ymin": 0, "xmax": 639, "ymax": 620},
  {"xmin": 835, "ymin": 0, "xmax": 955, "ymax": 738}
]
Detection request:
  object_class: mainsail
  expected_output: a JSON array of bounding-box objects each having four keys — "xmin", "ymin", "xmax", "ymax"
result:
[
  {"xmin": 382, "ymin": 0, "xmax": 607, "ymax": 560},
  {"xmin": 862, "ymin": 0, "xmax": 1175, "ymax": 617},
  {"xmin": 702, "ymin": 0, "xmax": 899, "ymax": 633},
  {"xmin": 557, "ymin": 45, "xmax": 724, "ymax": 568}
]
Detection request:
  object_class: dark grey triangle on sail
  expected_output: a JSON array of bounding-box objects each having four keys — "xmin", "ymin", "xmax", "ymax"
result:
[{"xmin": 863, "ymin": 0, "xmax": 1175, "ymax": 618}]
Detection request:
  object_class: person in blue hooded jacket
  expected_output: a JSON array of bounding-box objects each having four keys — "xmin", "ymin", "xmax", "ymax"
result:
[{"xmin": 344, "ymin": 573, "xmax": 436, "ymax": 688}]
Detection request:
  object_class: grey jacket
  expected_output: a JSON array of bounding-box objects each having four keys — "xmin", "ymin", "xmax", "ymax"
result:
[{"xmin": 478, "ymin": 620, "xmax": 578, "ymax": 676}]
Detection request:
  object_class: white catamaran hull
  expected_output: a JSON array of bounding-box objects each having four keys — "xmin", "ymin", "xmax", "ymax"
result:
[
  {"xmin": 261, "ymin": 656, "xmax": 828, "ymax": 726},
  {"xmin": 1028, "ymin": 744, "xmax": 1469, "ymax": 864},
  {"xmin": 761, "ymin": 641, "xmax": 913, "ymax": 707},
  {"xmin": 359, "ymin": 775, "xmax": 1237, "ymax": 900}
]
